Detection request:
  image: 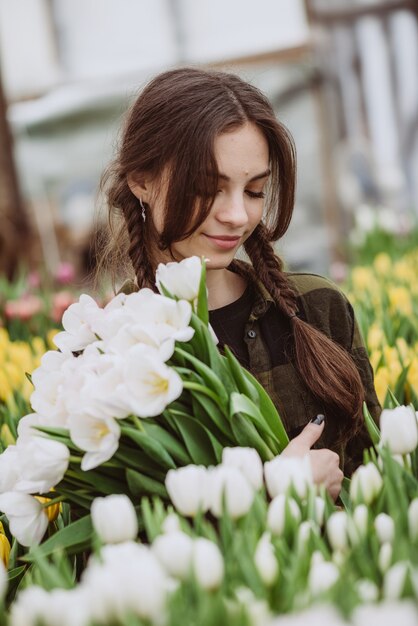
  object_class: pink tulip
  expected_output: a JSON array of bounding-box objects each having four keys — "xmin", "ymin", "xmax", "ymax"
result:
[
  {"xmin": 55, "ymin": 262, "xmax": 75, "ymax": 285},
  {"xmin": 51, "ymin": 291, "xmax": 77, "ymax": 323},
  {"xmin": 4, "ymin": 295, "xmax": 43, "ymax": 321}
]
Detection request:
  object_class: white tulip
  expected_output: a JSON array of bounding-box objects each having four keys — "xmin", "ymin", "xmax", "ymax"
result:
[
  {"xmin": 152, "ymin": 531, "xmax": 193, "ymax": 579},
  {"xmin": 156, "ymin": 256, "xmax": 203, "ymax": 303},
  {"xmin": 209, "ymin": 465, "xmax": 254, "ymax": 519},
  {"xmin": 379, "ymin": 542, "xmax": 393, "ymax": 574},
  {"xmin": 123, "ymin": 344, "xmax": 183, "ymax": 418},
  {"xmin": 384, "ymin": 562, "xmax": 408, "ymax": 600},
  {"xmin": 46, "ymin": 587, "xmax": 92, "ymax": 626},
  {"xmin": 221, "ymin": 447, "xmax": 263, "ymax": 491},
  {"xmin": 8, "ymin": 585, "xmax": 51, "ymax": 626},
  {"xmin": 348, "ymin": 505, "xmax": 369, "ymax": 544},
  {"xmin": 83, "ymin": 542, "xmax": 169, "ymax": 623},
  {"xmin": 0, "ymin": 446, "xmax": 19, "ymax": 493},
  {"xmin": 380, "ymin": 405, "xmax": 418, "ymax": 455},
  {"xmin": 161, "ymin": 513, "xmax": 181, "ymax": 534},
  {"xmin": 355, "ymin": 579, "xmax": 379, "ymax": 603},
  {"xmin": 14, "ymin": 436, "xmax": 69, "ymax": 494},
  {"xmin": 314, "ymin": 496, "xmax": 326, "ymax": 526},
  {"xmin": 68, "ymin": 412, "xmax": 120, "ymax": 471},
  {"xmin": 375, "ymin": 513, "xmax": 395, "ymax": 544},
  {"xmin": 311, "ymin": 550, "xmax": 325, "ymax": 567},
  {"xmin": 327, "ymin": 511, "xmax": 349, "ymax": 552},
  {"xmin": 254, "ymin": 532, "xmax": 278, "ymax": 586},
  {"xmin": 0, "ymin": 561, "xmax": 6, "ymax": 601},
  {"xmin": 350, "ymin": 463, "xmax": 383, "ymax": 505},
  {"xmin": 298, "ymin": 520, "xmax": 319, "ymax": 545},
  {"xmin": 234, "ymin": 587, "xmax": 271, "ymax": 626},
  {"xmin": 30, "ymin": 350, "xmax": 76, "ymax": 426},
  {"xmin": 91, "ymin": 495, "xmax": 138, "ymax": 544},
  {"xmin": 165, "ymin": 465, "xmax": 211, "ymax": 516},
  {"xmin": 353, "ymin": 600, "xmax": 418, "ymax": 626},
  {"xmin": 192, "ymin": 538, "xmax": 224, "ymax": 590},
  {"xmin": 267, "ymin": 494, "xmax": 301, "ymax": 536},
  {"xmin": 16, "ymin": 413, "xmax": 46, "ymax": 443},
  {"xmin": 53, "ymin": 294, "xmax": 100, "ymax": 353},
  {"xmin": 408, "ymin": 499, "xmax": 418, "ymax": 541},
  {"xmin": 309, "ymin": 560, "xmax": 339, "ymax": 595},
  {"xmin": 0, "ymin": 492, "xmax": 48, "ymax": 546},
  {"xmin": 264, "ymin": 455, "xmax": 313, "ymax": 499}
]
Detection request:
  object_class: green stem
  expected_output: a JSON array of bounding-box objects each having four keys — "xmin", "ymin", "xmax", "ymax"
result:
[
  {"xmin": 40, "ymin": 495, "xmax": 66, "ymax": 508},
  {"xmin": 182, "ymin": 381, "xmax": 221, "ymax": 405},
  {"xmin": 131, "ymin": 415, "xmax": 145, "ymax": 431}
]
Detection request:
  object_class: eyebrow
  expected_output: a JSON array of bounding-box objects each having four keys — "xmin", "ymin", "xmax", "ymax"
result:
[{"xmin": 218, "ymin": 168, "xmax": 271, "ymax": 183}]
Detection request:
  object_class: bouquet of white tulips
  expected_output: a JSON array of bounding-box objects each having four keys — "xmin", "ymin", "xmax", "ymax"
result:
[{"xmin": 0, "ymin": 257, "xmax": 289, "ymax": 551}]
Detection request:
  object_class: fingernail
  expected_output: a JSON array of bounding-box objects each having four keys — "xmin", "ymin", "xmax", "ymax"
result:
[{"xmin": 310, "ymin": 414, "xmax": 325, "ymax": 425}]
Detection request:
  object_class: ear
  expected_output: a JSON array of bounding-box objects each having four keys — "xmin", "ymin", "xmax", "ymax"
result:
[{"xmin": 127, "ymin": 173, "xmax": 152, "ymax": 204}]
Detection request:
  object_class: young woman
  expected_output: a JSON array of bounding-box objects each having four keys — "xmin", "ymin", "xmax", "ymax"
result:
[{"xmin": 99, "ymin": 67, "xmax": 381, "ymax": 499}]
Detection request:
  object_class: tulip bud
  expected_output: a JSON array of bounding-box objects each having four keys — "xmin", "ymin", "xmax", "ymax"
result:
[
  {"xmin": 267, "ymin": 495, "xmax": 301, "ymax": 536},
  {"xmin": 309, "ymin": 561, "xmax": 339, "ymax": 596},
  {"xmin": 408, "ymin": 499, "xmax": 418, "ymax": 541},
  {"xmin": 0, "ymin": 523, "xmax": 11, "ymax": 569},
  {"xmin": 152, "ymin": 531, "xmax": 193, "ymax": 580},
  {"xmin": 35, "ymin": 496, "xmax": 61, "ymax": 522},
  {"xmin": 264, "ymin": 455, "xmax": 312, "ymax": 499},
  {"xmin": 348, "ymin": 505, "xmax": 369, "ymax": 544},
  {"xmin": 380, "ymin": 406, "xmax": 418, "ymax": 455},
  {"xmin": 350, "ymin": 463, "xmax": 383, "ymax": 505},
  {"xmin": 356, "ymin": 579, "xmax": 379, "ymax": 602},
  {"xmin": 254, "ymin": 533, "xmax": 278, "ymax": 586},
  {"xmin": 221, "ymin": 447, "xmax": 263, "ymax": 491},
  {"xmin": 378, "ymin": 542, "xmax": 393, "ymax": 574},
  {"xmin": 313, "ymin": 496, "xmax": 326, "ymax": 527},
  {"xmin": 327, "ymin": 511, "xmax": 349, "ymax": 552},
  {"xmin": 209, "ymin": 466, "xmax": 254, "ymax": 519},
  {"xmin": 384, "ymin": 562, "xmax": 408, "ymax": 600},
  {"xmin": 161, "ymin": 513, "xmax": 181, "ymax": 535},
  {"xmin": 0, "ymin": 561, "xmax": 6, "ymax": 601},
  {"xmin": 91, "ymin": 494, "xmax": 138, "ymax": 544},
  {"xmin": 375, "ymin": 513, "xmax": 395, "ymax": 544},
  {"xmin": 298, "ymin": 520, "xmax": 319, "ymax": 545},
  {"xmin": 192, "ymin": 538, "xmax": 224, "ymax": 590},
  {"xmin": 165, "ymin": 465, "xmax": 210, "ymax": 516}
]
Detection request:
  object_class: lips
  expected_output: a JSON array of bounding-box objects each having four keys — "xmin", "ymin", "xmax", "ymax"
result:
[
  {"xmin": 204, "ymin": 235, "xmax": 242, "ymax": 241},
  {"xmin": 203, "ymin": 234, "xmax": 242, "ymax": 250}
]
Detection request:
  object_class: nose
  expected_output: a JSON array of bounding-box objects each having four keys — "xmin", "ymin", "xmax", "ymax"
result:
[{"xmin": 215, "ymin": 192, "xmax": 249, "ymax": 229}]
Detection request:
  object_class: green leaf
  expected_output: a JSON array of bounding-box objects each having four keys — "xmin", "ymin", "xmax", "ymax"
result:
[
  {"xmin": 126, "ymin": 468, "xmax": 167, "ymax": 499},
  {"xmin": 362, "ymin": 402, "xmax": 381, "ymax": 446},
  {"xmin": 175, "ymin": 347, "xmax": 229, "ymax": 409},
  {"xmin": 137, "ymin": 422, "xmax": 191, "ymax": 466},
  {"xmin": 7, "ymin": 565, "xmax": 26, "ymax": 583},
  {"xmin": 230, "ymin": 413, "xmax": 274, "ymax": 462},
  {"xmin": 168, "ymin": 411, "xmax": 219, "ymax": 465},
  {"xmin": 224, "ymin": 346, "xmax": 259, "ymax": 404},
  {"xmin": 243, "ymin": 369, "xmax": 289, "ymax": 450},
  {"xmin": 229, "ymin": 392, "xmax": 280, "ymax": 453},
  {"xmin": 22, "ymin": 515, "xmax": 93, "ymax": 562},
  {"xmin": 196, "ymin": 257, "xmax": 209, "ymax": 325},
  {"xmin": 120, "ymin": 426, "xmax": 176, "ymax": 470},
  {"xmin": 191, "ymin": 392, "xmax": 233, "ymax": 441}
]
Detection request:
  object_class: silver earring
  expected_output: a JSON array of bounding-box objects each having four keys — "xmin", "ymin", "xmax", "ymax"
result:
[{"xmin": 139, "ymin": 198, "xmax": 146, "ymax": 222}]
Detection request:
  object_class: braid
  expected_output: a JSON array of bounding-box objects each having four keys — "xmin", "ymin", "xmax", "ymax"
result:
[
  {"xmin": 122, "ymin": 196, "xmax": 155, "ymax": 289},
  {"xmin": 244, "ymin": 224, "xmax": 364, "ymax": 445}
]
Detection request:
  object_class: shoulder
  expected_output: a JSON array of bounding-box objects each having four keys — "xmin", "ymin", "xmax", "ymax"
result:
[
  {"xmin": 116, "ymin": 279, "xmax": 138, "ymax": 296},
  {"xmin": 286, "ymin": 272, "xmax": 355, "ymax": 348},
  {"xmin": 285, "ymin": 271, "xmax": 343, "ymax": 296}
]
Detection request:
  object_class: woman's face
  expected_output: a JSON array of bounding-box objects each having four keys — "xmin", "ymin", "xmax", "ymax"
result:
[{"xmin": 141, "ymin": 122, "xmax": 270, "ymax": 270}]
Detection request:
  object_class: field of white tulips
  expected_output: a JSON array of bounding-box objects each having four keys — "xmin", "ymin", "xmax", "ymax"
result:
[{"xmin": 0, "ymin": 256, "xmax": 418, "ymax": 626}]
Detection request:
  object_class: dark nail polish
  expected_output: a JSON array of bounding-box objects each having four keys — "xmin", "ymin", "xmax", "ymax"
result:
[{"xmin": 311, "ymin": 414, "xmax": 325, "ymax": 425}]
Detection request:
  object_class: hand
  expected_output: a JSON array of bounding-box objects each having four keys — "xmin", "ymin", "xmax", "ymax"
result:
[{"xmin": 281, "ymin": 417, "xmax": 343, "ymax": 501}]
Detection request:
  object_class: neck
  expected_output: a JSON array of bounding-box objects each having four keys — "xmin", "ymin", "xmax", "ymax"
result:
[{"xmin": 207, "ymin": 267, "xmax": 247, "ymax": 310}]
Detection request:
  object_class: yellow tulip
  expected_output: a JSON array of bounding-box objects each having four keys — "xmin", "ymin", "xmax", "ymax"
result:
[
  {"xmin": 387, "ymin": 286, "xmax": 413, "ymax": 316},
  {"xmin": 0, "ymin": 424, "xmax": 15, "ymax": 447},
  {"xmin": 0, "ymin": 522, "xmax": 11, "ymax": 568},
  {"xmin": 35, "ymin": 496, "xmax": 61, "ymax": 522},
  {"xmin": 351, "ymin": 267, "xmax": 375, "ymax": 292},
  {"xmin": 46, "ymin": 329, "xmax": 59, "ymax": 351},
  {"xmin": 367, "ymin": 324, "xmax": 385, "ymax": 351},
  {"xmin": 373, "ymin": 253, "xmax": 392, "ymax": 276},
  {"xmin": 0, "ymin": 369, "xmax": 13, "ymax": 403},
  {"xmin": 374, "ymin": 367, "xmax": 391, "ymax": 405}
]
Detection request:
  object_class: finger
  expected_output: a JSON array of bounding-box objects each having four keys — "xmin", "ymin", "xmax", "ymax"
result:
[{"xmin": 294, "ymin": 415, "xmax": 325, "ymax": 449}]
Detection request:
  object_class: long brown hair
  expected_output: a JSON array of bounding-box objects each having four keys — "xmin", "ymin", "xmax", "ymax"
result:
[{"xmin": 100, "ymin": 67, "xmax": 364, "ymax": 444}]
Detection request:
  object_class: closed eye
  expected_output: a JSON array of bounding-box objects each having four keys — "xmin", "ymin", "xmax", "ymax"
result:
[{"xmin": 246, "ymin": 190, "xmax": 265, "ymax": 199}]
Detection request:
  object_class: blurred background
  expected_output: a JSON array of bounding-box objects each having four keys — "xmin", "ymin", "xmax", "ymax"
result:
[{"xmin": 0, "ymin": 0, "xmax": 417, "ymax": 282}]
